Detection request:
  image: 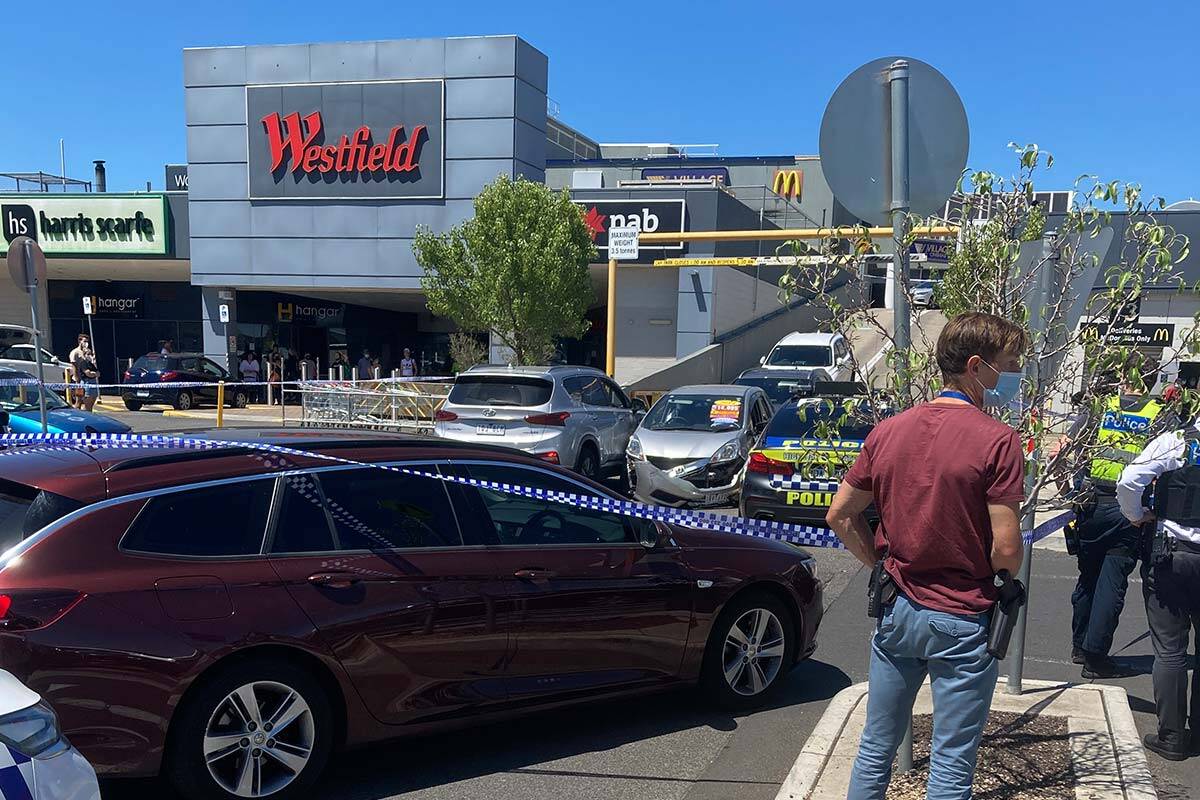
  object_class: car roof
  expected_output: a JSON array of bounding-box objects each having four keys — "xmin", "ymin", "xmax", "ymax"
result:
[
  {"xmin": 736, "ymin": 367, "xmax": 816, "ymax": 380},
  {"xmin": 139, "ymin": 352, "xmax": 206, "ymax": 358},
  {"xmin": 461, "ymin": 364, "xmax": 605, "ymax": 378},
  {"xmin": 667, "ymin": 384, "xmax": 760, "ymax": 397},
  {"xmin": 0, "ymin": 427, "xmax": 568, "ymax": 504},
  {"xmin": 773, "ymin": 332, "xmax": 841, "ymax": 346}
]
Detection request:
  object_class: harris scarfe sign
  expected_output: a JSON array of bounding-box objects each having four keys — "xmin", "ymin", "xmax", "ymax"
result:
[
  {"xmin": 1, "ymin": 195, "xmax": 168, "ymax": 256},
  {"xmin": 246, "ymin": 80, "xmax": 445, "ymax": 200}
]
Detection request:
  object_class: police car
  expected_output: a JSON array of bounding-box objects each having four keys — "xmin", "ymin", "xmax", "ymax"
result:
[
  {"xmin": 0, "ymin": 670, "xmax": 99, "ymax": 799},
  {"xmin": 740, "ymin": 390, "xmax": 877, "ymax": 526}
]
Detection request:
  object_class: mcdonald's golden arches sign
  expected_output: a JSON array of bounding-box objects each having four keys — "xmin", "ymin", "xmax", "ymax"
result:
[{"xmin": 772, "ymin": 169, "xmax": 804, "ymax": 200}]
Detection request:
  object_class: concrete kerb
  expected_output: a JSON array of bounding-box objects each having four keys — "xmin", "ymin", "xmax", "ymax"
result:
[{"xmin": 774, "ymin": 679, "xmax": 1155, "ymax": 800}]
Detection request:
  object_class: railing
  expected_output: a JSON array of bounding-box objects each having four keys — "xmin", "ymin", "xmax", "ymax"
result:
[{"xmin": 298, "ymin": 378, "xmax": 451, "ymax": 432}]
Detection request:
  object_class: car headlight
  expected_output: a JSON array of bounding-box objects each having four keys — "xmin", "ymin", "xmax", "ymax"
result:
[
  {"xmin": 712, "ymin": 439, "xmax": 742, "ymax": 464},
  {"xmin": 627, "ymin": 436, "xmax": 643, "ymax": 459},
  {"xmin": 0, "ymin": 701, "xmax": 67, "ymax": 759}
]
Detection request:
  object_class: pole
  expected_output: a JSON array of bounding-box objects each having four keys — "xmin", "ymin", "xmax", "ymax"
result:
[
  {"xmin": 59, "ymin": 139, "xmax": 67, "ymax": 191},
  {"xmin": 606, "ymin": 258, "xmax": 618, "ymax": 378},
  {"xmin": 897, "ymin": 718, "xmax": 915, "ymax": 774},
  {"xmin": 1007, "ymin": 231, "xmax": 1057, "ymax": 695},
  {"xmin": 24, "ymin": 241, "xmax": 49, "ymax": 433},
  {"xmin": 85, "ymin": 312, "xmax": 97, "ymax": 402},
  {"xmin": 216, "ymin": 381, "xmax": 225, "ymax": 428},
  {"xmin": 888, "ymin": 59, "xmax": 911, "ymax": 397}
]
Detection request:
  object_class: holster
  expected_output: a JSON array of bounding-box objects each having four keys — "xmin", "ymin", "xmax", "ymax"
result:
[
  {"xmin": 986, "ymin": 570, "xmax": 1027, "ymax": 659},
  {"xmin": 867, "ymin": 560, "xmax": 898, "ymax": 619},
  {"xmin": 1149, "ymin": 523, "xmax": 1174, "ymax": 568},
  {"xmin": 1064, "ymin": 490, "xmax": 1098, "ymax": 557}
]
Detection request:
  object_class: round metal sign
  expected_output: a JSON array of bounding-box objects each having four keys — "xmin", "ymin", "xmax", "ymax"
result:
[
  {"xmin": 819, "ymin": 57, "xmax": 968, "ymax": 226},
  {"xmin": 6, "ymin": 236, "xmax": 47, "ymax": 294}
]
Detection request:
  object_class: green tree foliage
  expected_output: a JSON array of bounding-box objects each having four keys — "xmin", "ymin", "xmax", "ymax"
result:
[{"xmin": 414, "ymin": 175, "xmax": 597, "ymax": 365}]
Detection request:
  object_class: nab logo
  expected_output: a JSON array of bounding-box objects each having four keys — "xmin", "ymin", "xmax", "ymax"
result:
[{"xmin": 2, "ymin": 204, "xmax": 37, "ymax": 245}]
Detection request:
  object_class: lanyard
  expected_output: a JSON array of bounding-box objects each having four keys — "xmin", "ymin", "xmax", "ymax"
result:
[{"xmin": 939, "ymin": 390, "xmax": 974, "ymax": 404}]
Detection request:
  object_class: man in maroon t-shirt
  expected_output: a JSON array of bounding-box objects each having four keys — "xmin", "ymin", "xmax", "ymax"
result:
[{"xmin": 827, "ymin": 312, "xmax": 1026, "ymax": 800}]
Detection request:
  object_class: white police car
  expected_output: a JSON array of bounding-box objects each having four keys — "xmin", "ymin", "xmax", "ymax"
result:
[{"xmin": 0, "ymin": 669, "xmax": 98, "ymax": 800}]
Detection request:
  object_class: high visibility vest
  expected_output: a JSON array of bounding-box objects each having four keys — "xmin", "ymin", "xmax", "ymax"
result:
[{"xmin": 1088, "ymin": 396, "xmax": 1164, "ymax": 487}]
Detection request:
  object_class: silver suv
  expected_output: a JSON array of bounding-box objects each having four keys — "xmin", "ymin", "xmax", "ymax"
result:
[{"xmin": 434, "ymin": 365, "xmax": 645, "ymax": 480}]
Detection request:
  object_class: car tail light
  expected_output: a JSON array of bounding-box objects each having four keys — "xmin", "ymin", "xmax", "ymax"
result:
[
  {"xmin": 434, "ymin": 409, "xmax": 458, "ymax": 422},
  {"xmin": 525, "ymin": 411, "xmax": 570, "ymax": 426},
  {"xmin": 123, "ymin": 370, "xmax": 133, "ymax": 382},
  {"xmin": 159, "ymin": 371, "xmax": 179, "ymax": 382},
  {"xmin": 536, "ymin": 451, "xmax": 560, "ymax": 464},
  {"xmin": 0, "ymin": 700, "xmax": 67, "ymax": 758},
  {"xmin": 0, "ymin": 590, "xmax": 84, "ymax": 632},
  {"xmin": 747, "ymin": 452, "xmax": 795, "ymax": 475}
]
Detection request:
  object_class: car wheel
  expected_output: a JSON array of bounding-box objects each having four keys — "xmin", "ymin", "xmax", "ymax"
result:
[
  {"xmin": 702, "ymin": 592, "xmax": 795, "ymax": 709},
  {"xmin": 124, "ymin": 400, "xmax": 143, "ymax": 411},
  {"xmin": 575, "ymin": 444, "xmax": 600, "ymax": 481},
  {"xmin": 175, "ymin": 391, "xmax": 193, "ymax": 411},
  {"xmin": 166, "ymin": 659, "xmax": 332, "ymax": 800},
  {"xmin": 233, "ymin": 391, "xmax": 249, "ymax": 409}
]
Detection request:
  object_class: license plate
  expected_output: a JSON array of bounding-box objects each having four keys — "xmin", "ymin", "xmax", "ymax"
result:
[
  {"xmin": 704, "ymin": 491, "xmax": 731, "ymax": 505},
  {"xmin": 136, "ymin": 391, "xmax": 149, "ymax": 398},
  {"xmin": 475, "ymin": 424, "xmax": 505, "ymax": 436}
]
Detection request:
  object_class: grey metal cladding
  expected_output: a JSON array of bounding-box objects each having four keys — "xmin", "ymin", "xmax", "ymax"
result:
[{"xmin": 246, "ymin": 80, "xmax": 445, "ymax": 200}]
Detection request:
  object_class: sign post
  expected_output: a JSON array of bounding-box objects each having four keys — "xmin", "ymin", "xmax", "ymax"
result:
[
  {"xmin": 7, "ymin": 237, "xmax": 49, "ymax": 432},
  {"xmin": 605, "ymin": 227, "xmax": 640, "ymax": 378},
  {"xmin": 889, "ymin": 60, "xmax": 912, "ymax": 393},
  {"xmin": 82, "ymin": 295, "xmax": 97, "ymax": 394}
]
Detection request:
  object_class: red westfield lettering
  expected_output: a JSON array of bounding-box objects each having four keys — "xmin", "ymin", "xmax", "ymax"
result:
[{"xmin": 260, "ymin": 111, "xmax": 426, "ymax": 175}]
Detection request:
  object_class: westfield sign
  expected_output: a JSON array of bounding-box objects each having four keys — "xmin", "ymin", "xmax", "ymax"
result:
[{"xmin": 260, "ymin": 111, "xmax": 427, "ymax": 175}]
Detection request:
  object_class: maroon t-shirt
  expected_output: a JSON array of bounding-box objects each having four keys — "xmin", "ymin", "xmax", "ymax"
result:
[{"xmin": 844, "ymin": 401, "xmax": 1025, "ymax": 615}]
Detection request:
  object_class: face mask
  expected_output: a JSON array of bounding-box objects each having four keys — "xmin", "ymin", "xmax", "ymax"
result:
[{"xmin": 979, "ymin": 361, "xmax": 1023, "ymax": 407}]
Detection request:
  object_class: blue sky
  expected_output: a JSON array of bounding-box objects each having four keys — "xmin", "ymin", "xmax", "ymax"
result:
[{"xmin": 4, "ymin": 0, "xmax": 1197, "ymax": 202}]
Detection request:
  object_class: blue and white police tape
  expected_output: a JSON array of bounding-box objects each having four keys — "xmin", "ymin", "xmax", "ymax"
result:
[
  {"xmin": 0, "ymin": 432, "xmax": 1072, "ymax": 551},
  {"xmin": 0, "ymin": 375, "xmax": 455, "ymax": 391}
]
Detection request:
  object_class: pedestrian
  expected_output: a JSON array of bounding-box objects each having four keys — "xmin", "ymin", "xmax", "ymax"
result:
[
  {"xmin": 67, "ymin": 335, "xmax": 87, "ymax": 409},
  {"xmin": 240, "ymin": 350, "xmax": 261, "ymax": 403},
  {"xmin": 301, "ymin": 353, "xmax": 317, "ymax": 381},
  {"xmin": 268, "ymin": 357, "xmax": 283, "ymax": 405},
  {"xmin": 1065, "ymin": 364, "xmax": 1169, "ymax": 678},
  {"xmin": 72, "ymin": 334, "xmax": 101, "ymax": 413},
  {"xmin": 160, "ymin": 339, "xmax": 174, "ymax": 355},
  {"xmin": 825, "ymin": 312, "xmax": 1027, "ymax": 800},
  {"xmin": 356, "ymin": 349, "xmax": 372, "ymax": 380},
  {"xmin": 400, "ymin": 347, "xmax": 417, "ymax": 378},
  {"xmin": 1117, "ymin": 415, "xmax": 1200, "ymax": 762}
]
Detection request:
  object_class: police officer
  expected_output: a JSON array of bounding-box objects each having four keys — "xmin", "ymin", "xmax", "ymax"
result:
[
  {"xmin": 1117, "ymin": 421, "xmax": 1200, "ymax": 761},
  {"xmin": 1069, "ymin": 370, "xmax": 1167, "ymax": 678}
]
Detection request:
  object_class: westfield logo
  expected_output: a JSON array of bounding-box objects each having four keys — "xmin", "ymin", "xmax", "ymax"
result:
[{"xmin": 260, "ymin": 111, "xmax": 427, "ymax": 175}]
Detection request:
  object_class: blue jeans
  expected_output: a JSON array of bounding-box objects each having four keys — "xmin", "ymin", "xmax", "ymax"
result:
[{"xmin": 847, "ymin": 594, "xmax": 998, "ymax": 800}]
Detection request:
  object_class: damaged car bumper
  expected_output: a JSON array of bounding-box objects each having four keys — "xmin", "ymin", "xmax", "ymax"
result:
[{"xmin": 630, "ymin": 457, "xmax": 744, "ymax": 507}]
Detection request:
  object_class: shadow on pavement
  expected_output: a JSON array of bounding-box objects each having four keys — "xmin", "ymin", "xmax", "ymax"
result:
[{"xmin": 103, "ymin": 658, "xmax": 851, "ymax": 800}]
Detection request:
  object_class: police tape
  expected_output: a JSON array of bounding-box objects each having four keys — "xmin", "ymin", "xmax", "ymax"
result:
[
  {"xmin": 0, "ymin": 376, "xmax": 455, "ymax": 391},
  {"xmin": 0, "ymin": 432, "xmax": 1073, "ymax": 551}
]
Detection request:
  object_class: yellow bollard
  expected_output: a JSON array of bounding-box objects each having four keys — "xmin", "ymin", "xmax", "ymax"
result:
[{"xmin": 216, "ymin": 381, "xmax": 225, "ymax": 428}]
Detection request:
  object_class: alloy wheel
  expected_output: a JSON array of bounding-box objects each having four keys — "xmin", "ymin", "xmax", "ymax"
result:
[
  {"xmin": 722, "ymin": 608, "xmax": 786, "ymax": 696},
  {"xmin": 203, "ymin": 680, "xmax": 315, "ymax": 798}
]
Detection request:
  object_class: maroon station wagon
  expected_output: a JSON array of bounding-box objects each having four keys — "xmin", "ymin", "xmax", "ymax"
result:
[{"xmin": 0, "ymin": 430, "xmax": 822, "ymax": 800}]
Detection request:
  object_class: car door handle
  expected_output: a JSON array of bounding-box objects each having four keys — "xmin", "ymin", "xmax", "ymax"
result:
[
  {"xmin": 307, "ymin": 572, "xmax": 362, "ymax": 589},
  {"xmin": 514, "ymin": 568, "xmax": 556, "ymax": 580}
]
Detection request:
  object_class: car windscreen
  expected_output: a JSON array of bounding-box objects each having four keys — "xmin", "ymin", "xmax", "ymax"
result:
[
  {"xmin": 734, "ymin": 375, "xmax": 810, "ymax": 405},
  {"xmin": 0, "ymin": 479, "xmax": 84, "ymax": 554},
  {"xmin": 766, "ymin": 345, "xmax": 831, "ymax": 367},
  {"xmin": 764, "ymin": 402, "xmax": 874, "ymax": 442},
  {"xmin": 643, "ymin": 394, "xmax": 745, "ymax": 432},
  {"xmin": 131, "ymin": 355, "xmax": 171, "ymax": 372},
  {"xmin": 0, "ymin": 380, "xmax": 69, "ymax": 411},
  {"xmin": 448, "ymin": 376, "xmax": 554, "ymax": 407}
]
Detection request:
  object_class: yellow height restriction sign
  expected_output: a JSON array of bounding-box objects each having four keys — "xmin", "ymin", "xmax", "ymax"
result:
[{"xmin": 653, "ymin": 257, "xmax": 758, "ymax": 267}]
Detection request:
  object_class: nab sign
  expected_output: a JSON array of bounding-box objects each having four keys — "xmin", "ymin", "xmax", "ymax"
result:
[
  {"xmin": 247, "ymin": 80, "xmax": 445, "ymax": 200},
  {"xmin": 575, "ymin": 199, "xmax": 686, "ymax": 257}
]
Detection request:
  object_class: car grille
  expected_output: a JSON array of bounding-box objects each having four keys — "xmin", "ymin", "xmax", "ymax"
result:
[
  {"xmin": 687, "ymin": 461, "xmax": 743, "ymax": 488},
  {"xmin": 647, "ymin": 456, "xmax": 695, "ymax": 471}
]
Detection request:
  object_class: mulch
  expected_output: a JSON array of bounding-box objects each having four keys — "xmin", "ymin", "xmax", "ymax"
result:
[{"xmin": 885, "ymin": 711, "xmax": 1075, "ymax": 800}]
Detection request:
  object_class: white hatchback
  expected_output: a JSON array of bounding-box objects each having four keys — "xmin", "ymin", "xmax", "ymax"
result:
[
  {"xmin": 0, "ymin": 669, "xmax": 99, "ymax": 800},
  {"xmin": 759, "ymin": 332, "xmax": 854, "ymax": 382}
]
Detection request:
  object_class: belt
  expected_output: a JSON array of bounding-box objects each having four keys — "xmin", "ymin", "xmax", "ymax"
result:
[{"xmin": 1172, "ymin": 538, "xmax": 1200, "ymax": 556}]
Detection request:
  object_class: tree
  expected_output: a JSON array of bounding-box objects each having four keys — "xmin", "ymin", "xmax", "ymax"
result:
[
  {"xmin": 775, "ymin": 143, "xmax": 1194, "ymax": 519},
  {"xmin": 414, "ymin": 175, "xmax": 597, "ymax": 365}
]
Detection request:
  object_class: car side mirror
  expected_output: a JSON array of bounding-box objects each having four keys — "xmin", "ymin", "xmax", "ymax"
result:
[
  {"xmin": 759, "ymin": 355, "xmax": 767, "ymax": 366},
  {"xmin": 638, "ymin": 520, "xmax": 665, "ymax": 549}
]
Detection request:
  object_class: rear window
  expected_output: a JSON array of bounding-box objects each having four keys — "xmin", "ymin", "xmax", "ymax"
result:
[
  {"xmin": 132, "ymin": 355, "xmax": 171, "ymax": 371},
  {"xmin": 0, "ymin": 479, "xmax": 84, "ymax": 553},
  {"xmin": 766, "ymin": 345, "xmax": 832, "ymax": 368},
  {"xmin": 122, "ymin": 479, "xmax": 274, "ymax": 557},
  {"xmin": 764, "ymin": 402, "xmax": 875, "ymax": 441},
  {"xmin": 448, "ymin": 376, "xmax": 553, "ymax": 407},
  {"xmin": 734, "ymin": 375, "xmax": 812, "ymax": 405}
]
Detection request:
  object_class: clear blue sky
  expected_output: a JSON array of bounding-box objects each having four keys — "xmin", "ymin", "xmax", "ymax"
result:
[{"xmin": 4, "ymin": 0, "xmax": 1197, "ymax": 202}]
